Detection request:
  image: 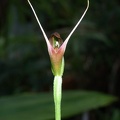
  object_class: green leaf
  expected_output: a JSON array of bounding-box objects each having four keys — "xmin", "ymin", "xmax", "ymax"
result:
[{"xmin": 0, "ymin": 91, "xmax": 116, "ymax": 120}]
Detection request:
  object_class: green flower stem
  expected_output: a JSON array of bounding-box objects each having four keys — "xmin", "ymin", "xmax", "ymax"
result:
[{"xmin": 54, "ymin": 76, "xmax": 62, "ymax": 120}]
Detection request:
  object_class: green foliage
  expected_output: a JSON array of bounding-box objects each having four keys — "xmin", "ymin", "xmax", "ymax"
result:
[
  {"xmin": 111, "ymin": 109, "xmax": 120, "ymax": 120},
  {"xmin": 0, "ymin": 36, "xmax": 51, "ymax": 95},
  {"xmin": 0, "ymin": 91, "xmax": 116, "ymax": 120}
]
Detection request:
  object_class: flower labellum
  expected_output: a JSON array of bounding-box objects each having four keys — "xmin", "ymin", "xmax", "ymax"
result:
[{"xmin": 27, "ymin": 0, "xmax": 89, "ymax": 76}]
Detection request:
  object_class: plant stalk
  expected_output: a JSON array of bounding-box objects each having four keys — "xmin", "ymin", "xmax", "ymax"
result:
[{"xmin": 53, "ymin": 76, "xmax": 62, "ymax": 120}]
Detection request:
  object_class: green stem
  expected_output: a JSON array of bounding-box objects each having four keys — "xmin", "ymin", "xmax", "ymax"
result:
[{"xmin": 53, "ymin": 76, "xmax": 62, "ymax": 120}]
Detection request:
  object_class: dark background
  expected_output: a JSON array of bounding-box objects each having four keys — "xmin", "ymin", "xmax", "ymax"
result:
[{"xmin": 0, "ymin": 0, "xmax": 120, "ymax": 120}]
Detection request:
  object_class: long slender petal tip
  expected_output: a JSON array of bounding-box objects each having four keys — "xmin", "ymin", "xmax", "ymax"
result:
[
  {"xmin": 63, "ymin": 0, "xmax": 89, "ymax": 49},
  {"xmin": 27, "ymin": 0, "xmax": 49, "ymax": 45}
]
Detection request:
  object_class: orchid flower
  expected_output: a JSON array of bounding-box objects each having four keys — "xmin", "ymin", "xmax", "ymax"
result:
[{"xmin": 27, "ymin": 0, "xmax": 89, "ymax": 120}]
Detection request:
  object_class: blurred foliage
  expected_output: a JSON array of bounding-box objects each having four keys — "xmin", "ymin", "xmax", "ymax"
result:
[
  {"xmin": 0, "ymin": 91, "xmax": 116, "ymax": 120},
  {"xmin": 0, "ymin": 0, "xmax": 119, "ymax": 95},
  {"xmin": 0, "ymin": 0, "xmax": 120, "ymax": 120}
]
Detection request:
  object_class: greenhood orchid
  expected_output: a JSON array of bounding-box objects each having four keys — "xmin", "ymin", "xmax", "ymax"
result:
[
  {"xmin": 48, "ymin": 32, "xmax": 64, "ymax": 76},
  {"xmin": 27, "ymin": 0, "xmax": 89, "ymax": 120}
]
